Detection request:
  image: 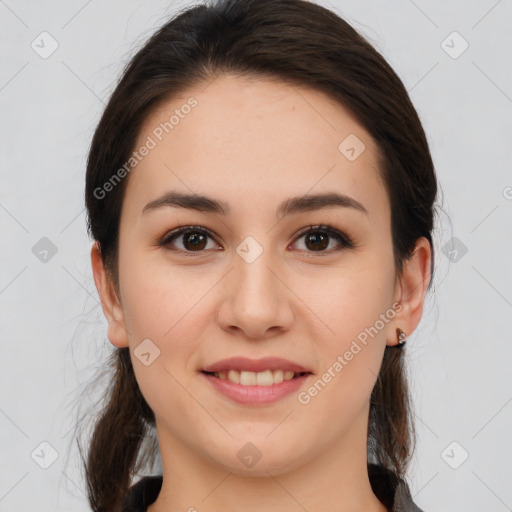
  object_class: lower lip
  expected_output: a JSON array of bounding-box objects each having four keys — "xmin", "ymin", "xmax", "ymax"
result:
[{"xmin": 201, "ymin": 372, "xmax": 311, "ymax": 405}]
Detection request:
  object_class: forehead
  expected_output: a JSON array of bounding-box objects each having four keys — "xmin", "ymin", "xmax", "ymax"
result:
[{"xmin": 125, "ymin": 73, "xmax": 388, "ymax": 220}]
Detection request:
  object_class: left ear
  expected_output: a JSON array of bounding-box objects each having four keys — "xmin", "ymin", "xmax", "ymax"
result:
[{"xmin": 388, "ymin": 236, "xmax": 432, "ymax": 347}]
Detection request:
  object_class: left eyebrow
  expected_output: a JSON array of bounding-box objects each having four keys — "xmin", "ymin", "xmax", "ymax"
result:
[{"xmin": 142, "ymin": 191, "xmax": 368, "ymax": 217}]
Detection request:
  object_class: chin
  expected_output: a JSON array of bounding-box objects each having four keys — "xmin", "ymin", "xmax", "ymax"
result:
[{"xmin": 210, "ymin": 443, "xmax": 307, "ymax": 477}]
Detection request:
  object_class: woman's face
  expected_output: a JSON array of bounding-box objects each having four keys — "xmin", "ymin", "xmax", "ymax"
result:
[{"xmin": 96, "ymin": 73, "xmax": 422, "ymax": 476}]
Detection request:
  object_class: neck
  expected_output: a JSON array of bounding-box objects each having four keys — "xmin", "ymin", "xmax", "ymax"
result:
[{"xmin": 147, "ymin": 406, "xmax": 388, "ymax": 512}]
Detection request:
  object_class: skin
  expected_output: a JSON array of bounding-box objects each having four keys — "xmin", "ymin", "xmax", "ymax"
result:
[{"xmin": 91, "ymin": 73, "xmax": 431, "ymax": 512}]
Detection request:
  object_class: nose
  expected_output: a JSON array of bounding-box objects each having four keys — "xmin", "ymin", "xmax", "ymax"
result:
[{"xmin": 216, "ymin": 242, "xmax": 294, "ymax": 340}]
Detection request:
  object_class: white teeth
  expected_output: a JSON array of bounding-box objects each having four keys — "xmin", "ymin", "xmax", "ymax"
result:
[
  {"xmin": 227, "ymin": 370, "xmax": 240, "ymax": 384},
  {"xmin": 283, "ymin": 370, "xmax": 295, "ymax": 381},
  {"xmin": 240, "ymin": 371, "xmax": 257, "ymax": 385},
  {"xmin": 256, "ymin": 370, "xmax": 273, "ymax": 386},
  {"xmin": 213, "ymin": 369, "xmax": 300, "ymax": 386},
  {"xmin": 272, "ymin": 369, "xmax": 284, "ymax": 384}
]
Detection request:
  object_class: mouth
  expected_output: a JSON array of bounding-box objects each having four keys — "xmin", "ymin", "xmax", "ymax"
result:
[
  {"xmin": 200, "ymin": 369, "xmax": 313, "ymax": 405},
  {"xmin": 201, "ymin": 369, "xmax": 312, "ymax": 386},
  {"xmin": 199, "ymin": 357, "xmax": 313, "ymax": 404}
]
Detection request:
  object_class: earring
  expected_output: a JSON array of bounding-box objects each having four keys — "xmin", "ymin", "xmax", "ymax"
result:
[{"xmin": 395, "ymin": 327, "xmax": 407, "ymax": 347}]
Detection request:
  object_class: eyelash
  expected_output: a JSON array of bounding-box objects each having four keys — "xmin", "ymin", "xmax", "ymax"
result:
[{"xmin": 158, "ymin": 224, "xmax": 355, "ymax": 257}]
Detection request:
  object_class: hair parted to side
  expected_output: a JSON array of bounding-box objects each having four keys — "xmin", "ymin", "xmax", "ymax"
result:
[{"xmin": 79, "ymin": 0, "xmax": 438, "ymax": 510}]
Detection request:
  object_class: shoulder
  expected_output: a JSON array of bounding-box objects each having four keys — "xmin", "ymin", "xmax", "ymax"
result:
[
  {"xmin": 368, "ymin": 463, "xmax": 425, "ymax": 512},
  {"xmin": 121, "ymin": 475, "xmax": 163, "ymax": 512}
]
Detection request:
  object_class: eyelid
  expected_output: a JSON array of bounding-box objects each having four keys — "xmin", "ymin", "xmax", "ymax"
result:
[
  {"xmin": 158, "ymin": 225, "xmax": 221, "ymax": 255},
  {"xmin": 293, "ymin": 224, "xmax": 354, "ymax": 250},
  {"xmin": 158, "ymin": 223, "xmax": 355, "ymax": 255}
]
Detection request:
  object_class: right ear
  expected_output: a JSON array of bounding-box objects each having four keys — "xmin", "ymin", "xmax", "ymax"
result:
[{"xmin": 90, "ymin": 241, "xmax": 130, "ymax": 348}]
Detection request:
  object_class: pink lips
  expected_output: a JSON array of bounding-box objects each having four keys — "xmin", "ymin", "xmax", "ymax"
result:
[
  {"xmin": 201, "ymin": 356, "xmax": 311, "ymax": 373},
  {"xmin": 201, "ymin": 372, "xmax": 311, "ymax": 405},
  {"xmin": 200, "ymin": 356, "xmax": 313, "ymax": 405}
]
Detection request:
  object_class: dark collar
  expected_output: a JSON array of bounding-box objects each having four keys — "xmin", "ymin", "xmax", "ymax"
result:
[
  {"xmin": 122, "ymin": 464, "xmax": 424, "ymax": 511},
  {"xmin": 368, "ymin": 463, "xmax": 424, "ymax": 511}
]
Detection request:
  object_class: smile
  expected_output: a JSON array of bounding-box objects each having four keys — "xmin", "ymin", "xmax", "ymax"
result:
[
  {"xmin": 206, "ymin": 369, "xmax": 306, "ymax": 386},
  {"xmin": 200, "ymin": 370, "xmax": 312, "ymax": 405}
]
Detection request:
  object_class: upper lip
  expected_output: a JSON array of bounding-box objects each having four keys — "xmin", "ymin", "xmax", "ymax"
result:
[{"xmin": 201, "ymin": 357, "xmax": 312, "ymax": 374}]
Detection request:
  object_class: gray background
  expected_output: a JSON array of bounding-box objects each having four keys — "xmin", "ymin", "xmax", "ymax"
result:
[{"xmin": 1, "ymin": 1, "xmax": 511, "ymax": 511}]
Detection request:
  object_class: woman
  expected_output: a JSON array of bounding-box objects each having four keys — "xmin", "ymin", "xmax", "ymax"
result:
[{"xmin": 81, "ymin": 0, "xmax": 437, "ymax": 510}]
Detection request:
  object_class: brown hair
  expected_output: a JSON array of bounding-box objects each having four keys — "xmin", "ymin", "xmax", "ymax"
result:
[{"xmin": 79, "ymin": 0, "xmax": 438, "ymax": 510}]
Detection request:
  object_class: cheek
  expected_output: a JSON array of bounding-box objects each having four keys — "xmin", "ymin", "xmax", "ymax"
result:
[
  {"xmin": 310, "ymin": 263, "xmax": 395, "ymax": 348},
  {"xmin": 119, "ymin": 255, "xmax": 213, "ymax": 420},
  {"xmin": 298, "ymin": 273, "xmax": 393, "ymax": 421},
  {"xmin": 119, "ymin": 247, "xmax": 213, "ymax": 339}
]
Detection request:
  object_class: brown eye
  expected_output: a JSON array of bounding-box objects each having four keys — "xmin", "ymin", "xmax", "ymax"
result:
[
  {"xmin": 159, "ymin": 226, "xmax": 219, "ymax": 254},
  {"xmin": 292, "ymin": 225, "xmax": 354, "ymax": 253},
  {"xmin": 304, "ymin": 231, "xmax": 329, "ymax": 251},
  {"xmin": 159, "ymin": 224, "xmax": 354, "ymax": 256},
  {"xmin": 181, "ymin": 232, "xmax": 208, "ymax": 251}
]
